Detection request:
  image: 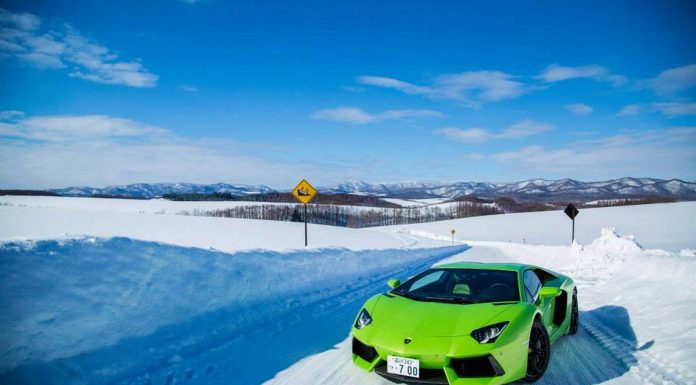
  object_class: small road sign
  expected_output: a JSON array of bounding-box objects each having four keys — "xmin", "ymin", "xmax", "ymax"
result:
[
  {"xmin": 450, "ymin": 229, "xmax": 456, "ymax": 235},
  {"xmin": 564, "ymin": 203, "xmax": 580, "ymax": 243},
  {"xmin": 564, "ymin": 204, "xmax": 579, "ymax": 220},
  {"xmin": 292, "ymin": 179, "xmax": 317, "ymax": 204},
  {"xmin": 292, "ymin": 179, "xmax": 317, "ymax": 247}
]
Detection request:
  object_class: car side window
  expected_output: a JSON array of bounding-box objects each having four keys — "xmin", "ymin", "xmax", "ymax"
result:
[
  {"xmin": 409, "ymin": 270, "xmax": 445, "ymax": 292},
  {"xmin": 523, "ymin": 270, "xmax": 542, "ymax": 303}
]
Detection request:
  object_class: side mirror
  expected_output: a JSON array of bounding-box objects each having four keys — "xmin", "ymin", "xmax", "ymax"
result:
[
  {"xmin": 539, "ymin": 286, "xmax": 561, "ymax": 298},
  {"xmin": 387, "ymin": 279, "xmax": 401, "ymax": 289}
]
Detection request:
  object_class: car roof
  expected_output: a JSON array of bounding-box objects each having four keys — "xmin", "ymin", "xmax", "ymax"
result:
[{"xmin": 434, "ymin": 262, "xmax": 534, "ymax": 273}]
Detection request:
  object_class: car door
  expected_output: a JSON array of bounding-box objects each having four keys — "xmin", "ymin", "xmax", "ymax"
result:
[{"xmin": 523, "ymin": 270, "xmax": 555, "ymax": 331}]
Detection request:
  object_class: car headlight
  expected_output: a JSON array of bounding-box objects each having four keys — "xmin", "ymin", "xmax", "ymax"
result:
[
  {"xmin": 354, "ymin": 308, "xmax": 373, "ymax": 330},
  {"xmin": 470, "ymin": 322, "xmax": 509, "ymax": 344}
]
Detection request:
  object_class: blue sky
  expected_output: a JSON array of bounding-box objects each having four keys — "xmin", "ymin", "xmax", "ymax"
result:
[{"xmin": 0, "ymin": 0, "xmax": 695, "ymax": 189}]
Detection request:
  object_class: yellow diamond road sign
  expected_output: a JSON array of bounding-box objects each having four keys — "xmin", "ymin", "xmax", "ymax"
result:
[
  {"xmin": 292, "ymin": 179, "xmax": 317, "ymax": 204},
  {"xmin": 451, "ymin": 229, "xmax": 456, "ymax": 235}
]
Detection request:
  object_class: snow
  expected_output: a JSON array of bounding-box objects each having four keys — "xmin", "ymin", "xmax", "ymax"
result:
[
  {"xmin": 0, "ymin": 202, "xmax": 445, "ymax": 252},
  {"xmin": 0, "ymin": 195, "xmax": 293, "ymax": 216},
  {"xmin": 0, "ymin": 237, "xmax": 467, "ymax": 383},
  {"xmin": 381, "ymin": 198, "xmax": 449, "ymax": 207},
  {"xmin": 374, "ymin": 201, "xmax": 696, "ymax": 252},
  {"xmin": 269, "ymin": 228, "xmax": 696, "ymax": 385},
  {"xmin": 0, "ymin": 196, "xmax": 694, "ymax": 385}
]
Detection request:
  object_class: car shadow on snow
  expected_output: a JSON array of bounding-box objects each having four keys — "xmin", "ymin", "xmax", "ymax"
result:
[{"xmin": 530, "ymin": 305, "xmax": 650, "ymax": 385}]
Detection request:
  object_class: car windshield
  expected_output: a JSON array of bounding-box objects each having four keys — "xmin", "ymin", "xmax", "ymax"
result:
[{"xmin": 392, "ymin": 268, "xmax": 519, "ymax": 304}]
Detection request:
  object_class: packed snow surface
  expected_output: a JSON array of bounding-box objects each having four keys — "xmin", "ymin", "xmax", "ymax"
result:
[
  {"xmin": 0, "ymin": 197, "xmax": 694, "ymax": 385},
  {"xmin": 268, "ymin": 229, "xmax": 696, "ymax": 385}
]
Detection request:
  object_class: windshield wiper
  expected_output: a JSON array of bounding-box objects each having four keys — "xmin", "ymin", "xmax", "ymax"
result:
[
  {"xmin": 419, "ymin": 296, "xmax": 479, "ymax": 304},
  {"xmin": 391, "ymin": 291, "xmax": 413, "ymax": 299}
]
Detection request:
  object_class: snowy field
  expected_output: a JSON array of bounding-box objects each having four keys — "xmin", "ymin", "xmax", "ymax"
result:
[
  {"xmin": 376, "ymin": 201, "xmax": 696, "ymax": 252},
  {"xmin": 0, "ymin": 197, "xmax": 695, "ymax": 385}
]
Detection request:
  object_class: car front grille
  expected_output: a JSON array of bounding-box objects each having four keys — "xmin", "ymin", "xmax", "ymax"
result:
[
  {"xmin": 352, "ymin": 337, "xmax": 378, "ymax": 363},
  {"xmin": 450, "ymin": 354, "xmax": 505, "ymax": 378}
]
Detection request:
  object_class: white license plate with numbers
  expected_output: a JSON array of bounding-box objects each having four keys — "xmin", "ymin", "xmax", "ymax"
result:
[{"xmin": 387, "ymin": 355, "xmax": 420, "ymax": 378}]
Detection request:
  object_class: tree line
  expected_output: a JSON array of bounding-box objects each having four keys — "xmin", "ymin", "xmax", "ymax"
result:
[{"xmin": 181, "ymin": 201, "xmax": 501, "ymax": 228}]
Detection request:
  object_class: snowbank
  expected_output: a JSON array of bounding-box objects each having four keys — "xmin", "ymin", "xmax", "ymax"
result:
[{"xmin": 0, "ymin": 237, "xmax": 467, "ymax": 384}]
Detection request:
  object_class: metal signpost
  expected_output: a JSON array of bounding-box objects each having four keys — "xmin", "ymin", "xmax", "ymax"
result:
[
  {"xmin": 292, "ymin": 179, "xmax": 317, "ymax": 247},
  {"xmin": 564, "ymin": 203, "xmax": 580, "ymax": 243},
  {"xmin": 450, "ymin": 229, "xmax": 456, "ymax": 245}
]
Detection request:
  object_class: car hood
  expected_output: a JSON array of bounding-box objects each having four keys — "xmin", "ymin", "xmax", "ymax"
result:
[{"xmin": 372, "ymin": 294, "xmax": 515, "ymax": 337}]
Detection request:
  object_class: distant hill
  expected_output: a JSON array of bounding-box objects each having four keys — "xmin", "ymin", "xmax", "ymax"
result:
[
  {"xmin": 325, "ymin": 178, "xmax": 696, "ymax": 200},
  {"xmin": 44, "ymin": 177, "xmax": 696, "ymax": 200},
  {"xmin": 49, "ymin": 182, "xmax": 274, "ymax": 199}
]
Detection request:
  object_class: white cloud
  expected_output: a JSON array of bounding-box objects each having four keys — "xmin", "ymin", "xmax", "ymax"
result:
[
  {"xmin": 0, "ymin": 8, "xmax": 158, "ymax": 87},
  {"xmin": 0, "ymin": 113, "xmax": 311, "ymax": 189},
  {"xmin": 0, "ymin": 110, "xmax": 24, "ymax": 120},
  {"xmin": 311, "ymin": 107, "xmax": 445, "ymax": 124},
  {"xmin": 356, "ymin": 70, "xmax": 527, "ymax": 106},
  {"xmin": 438, "ymin": 120, "xmax": 555, "ymax": 143},
  {"xmin": 15, "ymin": 51, "xmax": 65, "ymax": 68},
  {"xmin": 649, "ymin": 64, "xmax": 696, "ymax": 95},
  {"xmin": 538, "ymin": 64, "xmax": 626, "ymax": 85},
  {"xmin": 616, "ymin": 102, "xmax": 696, "ymax": 117},
  {"xmin": 0, "ymin": 115, "xmax": 168, "ymax": 142},
  {"xmin": 565, "ymin": 103, "xmax": 593, "ymax": 115},
  {"xmin": 652, "ymin": 102, "xmax": 696, "ymax": 117},
  {"xmin": 502, "ymin": 120, "xmax": 556, "ymax": 138},
  {"xmin": 177, "ymin": 84, "xmax": 199, "ymax": 92},
  {"xmin": 0, "ymin": 112, "xmax": 430, "ymax": 189},
  {"xmin": 356, "ymin": 76, "xmax": 430, "ymax": 96},
  {"xmin": 438, "ymin": 127, "xmax": 490, "ymax": 143},
  {"xmin": 0, "ymin": 8, "xmax": 41, "ymax": 31},
  {"xmin": 491, "ymin": 128, "xmax": 696, "ymax": 179},
  {"xmin": 617, "ymin": 104, "xmax": 641, "ymax": 117},
  {"xmin": 433, "ymin": 71, "xmax": 526, "ymax": 102}
]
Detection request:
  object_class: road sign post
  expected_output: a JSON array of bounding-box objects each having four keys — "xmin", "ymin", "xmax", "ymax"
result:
[
  {"xmin": 450, "ymin": 229, "xmax": 456, "ymax": 245},
  {"xmin": 292, "ymin": 179, "xmax": 317, "ymax": 247},
  {"xmin": 564, "ymin": 203, "xmax": 580, "ymax": 244}
]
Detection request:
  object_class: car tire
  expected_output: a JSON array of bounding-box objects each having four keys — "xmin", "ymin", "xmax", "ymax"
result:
[
  {"xmin": 522, "ymin": 319, "xmax": 551, "ymax": 382},
  {"xmin": 569, "ymin": 288, "xmax": 579, "ymax": 335}
]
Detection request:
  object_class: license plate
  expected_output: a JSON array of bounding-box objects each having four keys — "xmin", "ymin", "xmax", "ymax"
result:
[{"xmin": 387, "ymin": 355, "xmax": 420, "ymax": 378}]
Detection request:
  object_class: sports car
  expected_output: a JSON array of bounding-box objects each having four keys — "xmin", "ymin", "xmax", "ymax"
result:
[{"xmin": 351, "ymin": 262, "xmax": 578, "ymax": 384}]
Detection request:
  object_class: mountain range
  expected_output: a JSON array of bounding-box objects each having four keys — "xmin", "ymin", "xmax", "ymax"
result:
[
  {"xmin": 47, "ymin": 178, "xmax": 696, "ymax": 200},
  {"xmin": 50, "ymin": 183, "xmax": 275, "ymax": 199}
]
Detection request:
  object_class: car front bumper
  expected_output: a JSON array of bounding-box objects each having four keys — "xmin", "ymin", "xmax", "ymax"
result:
[{"xmin": 351, "ymin": 327, "xmax": 529, "ymax": 385}]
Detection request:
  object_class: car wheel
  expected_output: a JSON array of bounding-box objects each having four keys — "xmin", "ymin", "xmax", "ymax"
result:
[
  {"xmin": 522, "ymin": 319, "xmax": 550, "ymax": 382},
  {"xmin": 569, "ymin": 288, "xmax": 579, "ymax": 335}
]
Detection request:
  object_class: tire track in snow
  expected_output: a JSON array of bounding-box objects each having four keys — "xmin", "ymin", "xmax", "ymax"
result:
[
  {"xmin": 581, "ymin": 312, "xmax": 692, "ymax": 385},
  {"xmin": 387, "ymin": 230, "xmax": 420, "ymax": 248}
]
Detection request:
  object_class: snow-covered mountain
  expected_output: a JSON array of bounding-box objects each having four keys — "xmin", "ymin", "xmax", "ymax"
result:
[
  {"xmin": 47, "ymin": 178, "xmax": 696, "ymax": 199},
  {"xmin": 50, "ymin": 182, "xmax": 274, "ymax": 198},
  {"xmin": 323, "ymin": 177, "xmax": 696, "ymax": 199}
]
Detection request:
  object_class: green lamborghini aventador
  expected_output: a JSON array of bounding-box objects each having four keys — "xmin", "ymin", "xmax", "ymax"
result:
[{"xmin": 351, "ymin": 262, "xmax": 578, "ymax": 385}]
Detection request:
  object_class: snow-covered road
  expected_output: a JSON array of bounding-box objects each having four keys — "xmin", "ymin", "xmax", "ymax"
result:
[{"xmin": 268, "ymin": 235, "xmax": 696, "ymax": 385}]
